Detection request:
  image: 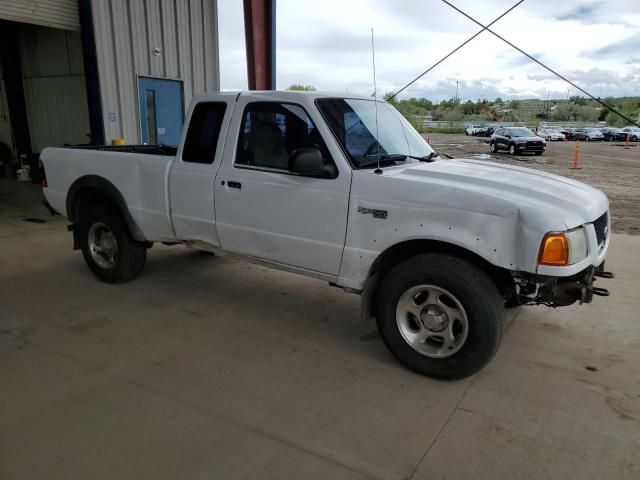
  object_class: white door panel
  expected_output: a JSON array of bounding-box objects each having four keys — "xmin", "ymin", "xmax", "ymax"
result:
[
  {"xmin": 170, "ymin": 99, "xmax": 234, "ymax": 244},
  {"xmin": 216, "ymin": 168, "xmax": 349, "ymax": 274},
  {"xmin": 214, "ymin": 94, "xmax": 351, "ymax": 275}
]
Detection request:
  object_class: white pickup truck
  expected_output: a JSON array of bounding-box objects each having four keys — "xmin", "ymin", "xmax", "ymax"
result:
[{"xmin": 41, "ymin": 91, "xmax": 613, "ymax": 379}]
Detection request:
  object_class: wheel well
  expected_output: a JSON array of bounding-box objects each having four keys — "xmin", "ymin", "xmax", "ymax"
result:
[
  {"xmin": 362, "ymin": 239, "xmax": 514, "ymax": 321},
  {"xmin": 66, "ymin": 176, "xmax": 146, "ymax": 242},
  {"xmin": 71, "ymin": 186, "xmax": 117, "ymax": 224}
]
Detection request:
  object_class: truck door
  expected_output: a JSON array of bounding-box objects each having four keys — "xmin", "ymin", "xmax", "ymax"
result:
[
  {"xmin": 214, "ymin": 97, "xmax": 351, "ymax": 276},
  {"xmin": 169, "ymin": 98, "xmax": 234, "ymax": 245}
]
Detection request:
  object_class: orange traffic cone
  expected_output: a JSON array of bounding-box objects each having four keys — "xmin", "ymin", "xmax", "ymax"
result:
[{"xmin": 570, "ymin": 141, "xmax": 581, "ymax": 169}]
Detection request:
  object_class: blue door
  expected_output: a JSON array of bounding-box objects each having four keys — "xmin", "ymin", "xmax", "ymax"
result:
[{"xmin": 138, "ymin": 77, "xmax": 184, "ymax": 145}]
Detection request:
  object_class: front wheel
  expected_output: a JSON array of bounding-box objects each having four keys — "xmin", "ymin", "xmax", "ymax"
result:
[
  {"xmin": 79, "ymin": 204, "xmax": 147, "ymax": 283},
  {"xmin": 534, "ymin": 151, "xmax": 543, "ymax": 156},
  {"xmin": 375, "ymin": 254, "xmax": 504, "ymax": 380}
]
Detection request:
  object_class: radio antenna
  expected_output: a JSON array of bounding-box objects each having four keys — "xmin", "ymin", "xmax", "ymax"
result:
[{"xmin": 371, "ymin": 27, "xmax": 382, "ymax": 174}]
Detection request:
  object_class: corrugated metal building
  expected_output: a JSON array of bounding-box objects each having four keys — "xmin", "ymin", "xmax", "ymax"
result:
[{"xmin": 0, "ymin": 0, "xmax": 220, "ymax": 164}]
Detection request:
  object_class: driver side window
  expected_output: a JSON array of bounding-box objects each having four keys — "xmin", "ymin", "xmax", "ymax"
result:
[{"xmin": 235, "ymin": 102, "xmax": 333, "ymax": 172}]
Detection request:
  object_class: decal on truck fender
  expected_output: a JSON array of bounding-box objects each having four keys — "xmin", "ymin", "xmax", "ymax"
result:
[{"xmin": 358, "ymin": 207, "xmax": 388, "ymax": 220}]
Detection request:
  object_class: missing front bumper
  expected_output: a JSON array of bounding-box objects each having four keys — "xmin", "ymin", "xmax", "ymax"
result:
[{"xmin": 512, "ymin": 263, "xmax": 614, "ymax": 307}]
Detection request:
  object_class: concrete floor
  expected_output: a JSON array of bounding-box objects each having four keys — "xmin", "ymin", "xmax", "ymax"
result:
[{"xmin": 1, "ymin": 179, "xmax": 639, "ymax": 479}]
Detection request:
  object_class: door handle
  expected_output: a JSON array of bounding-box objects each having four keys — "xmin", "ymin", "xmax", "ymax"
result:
[{"xmin": 227, "ymin": 181, "xmax": 242, "ymax": 190}]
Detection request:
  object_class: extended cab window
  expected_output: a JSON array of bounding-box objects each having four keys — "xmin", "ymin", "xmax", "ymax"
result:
[
  {"xmin": 182, "ymin": 102, "xmax": 227, "ymax": 164},
  {"xmin": 235, "ymin": 102, "xmax": 333, "ymax": 171}
]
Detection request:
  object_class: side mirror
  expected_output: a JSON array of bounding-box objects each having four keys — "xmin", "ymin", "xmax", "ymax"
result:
[
  {"xmin": 289, "ymin": 147, "xmax": 335, "ymax": 178},
  {"xmin": 505, "ymin": 134, "xmax": 511, "ymax": 139}
]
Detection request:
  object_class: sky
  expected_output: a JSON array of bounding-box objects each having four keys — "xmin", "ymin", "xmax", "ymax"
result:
[{"xmin": 218, "ymin": 0, "xmax": 640, "ymax": 101}]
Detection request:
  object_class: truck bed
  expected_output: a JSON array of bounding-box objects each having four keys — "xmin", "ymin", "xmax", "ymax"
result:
[
  {"xmin": 64, "ymin": 144, "xmax": 178, "ymax": 156},
  {"xmin": 41, "ymin": 145, "xmax": 178, "ymax": 242}
]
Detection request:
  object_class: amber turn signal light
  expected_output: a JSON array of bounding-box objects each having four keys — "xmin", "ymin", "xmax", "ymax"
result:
[{"xmin": 538, "ymin": 233, "xmax": 569, "ymax": 266}]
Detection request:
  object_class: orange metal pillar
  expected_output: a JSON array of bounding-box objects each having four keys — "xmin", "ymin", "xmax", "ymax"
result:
[{"xmin": 243, "ymin": 0, "xmax": 276, "ymax": 90}]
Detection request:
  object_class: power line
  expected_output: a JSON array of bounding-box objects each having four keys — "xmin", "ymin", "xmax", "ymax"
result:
[
  {"xmin": 388, "ymin": 0, "xmax": 525, "ymax": 101},
  {"xmin": 441, "ymin": 0, "xmax": 640, "ymax": 128}
]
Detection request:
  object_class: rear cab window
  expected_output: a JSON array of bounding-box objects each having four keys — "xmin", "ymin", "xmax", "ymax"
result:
[{"xmin": 182, "ymin": 102, "xmax": 227, "ymax": 164}]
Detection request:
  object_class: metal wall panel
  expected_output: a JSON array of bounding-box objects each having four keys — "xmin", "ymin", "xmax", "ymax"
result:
[
  {"xmin": 91, "ymin": 0, "xmax": 220, "ymax": 144},
  {"xmin": 0, "ymin": 0, "xmax": 80, "ymax": 31},
  {"xmin": 19, "ymin": 25, "xmax": 90, "ymax": 151}
]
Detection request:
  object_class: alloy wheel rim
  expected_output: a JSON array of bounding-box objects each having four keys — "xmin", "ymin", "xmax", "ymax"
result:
[
  {"xmin": 395, "ymin": 285, "xmax": 469, "ymax": 358},
  {"xmin": 88, "ymin": 222, "xmax": 118, "ymax": 269}
]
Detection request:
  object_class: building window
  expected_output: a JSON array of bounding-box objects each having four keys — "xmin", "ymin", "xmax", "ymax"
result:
[{"xmin": 144, "ymin": 90, "xmax": 158, "ymax": 144}]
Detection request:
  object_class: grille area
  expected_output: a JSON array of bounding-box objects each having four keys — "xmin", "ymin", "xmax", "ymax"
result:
[{"xmin": 593, "ymin": 212, "xmax": 608, "ymax": 246}]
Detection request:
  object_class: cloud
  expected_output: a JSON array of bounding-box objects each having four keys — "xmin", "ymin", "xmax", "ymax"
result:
[
  {"xmin": 555, "ymin": 3, "xmax": 601, "ymax": 22},
  {"xmin": 586, "ymin": 32, "xmax": 640, "ymax": 59},
  {"xmin": 218, "ymin": 0, "xmax": 640, "ymax": 100}
]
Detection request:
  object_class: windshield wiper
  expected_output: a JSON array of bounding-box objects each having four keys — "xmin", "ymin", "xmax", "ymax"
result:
[
  {"xmin": 358, "ymin": 152, "xmax": 439, "ymax": 169},
  {"xmin": 357, "ymin": 155, "xmax": 404, "ymax": 169}
]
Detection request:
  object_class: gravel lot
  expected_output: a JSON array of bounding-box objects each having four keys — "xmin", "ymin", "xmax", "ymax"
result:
[{"xmin": 425, "ymin": 133, "xmax": 640, "ymax": 235}]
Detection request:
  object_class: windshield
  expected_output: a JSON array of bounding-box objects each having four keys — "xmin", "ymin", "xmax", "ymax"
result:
[
  {"xmin": 316, "ymin": 98, "xmax": 433, "ymax": 168},
  {"xmin": 509, "ymin": 128, "xmax": 535, "ymax": 137}
]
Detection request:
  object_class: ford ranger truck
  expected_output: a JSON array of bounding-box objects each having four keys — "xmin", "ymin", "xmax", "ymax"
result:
[{"xmin": 40, "ymin": 91, "xmax": 613, "ymax": 380}]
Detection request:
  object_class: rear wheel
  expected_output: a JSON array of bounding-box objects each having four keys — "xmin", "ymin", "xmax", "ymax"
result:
[
  {"xmin": 79, "ymin": 204, "xmax": 146, "ymax": 283},
  {"xmin": 375, "ymin": 254, "xmax": 504, "ymax": 380}
]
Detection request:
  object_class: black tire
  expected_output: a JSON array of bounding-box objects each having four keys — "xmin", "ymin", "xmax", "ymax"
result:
[
  {"xmin": 489, "ymin": 142, "xmax": 497, "ymax": 153},
  {"xmin": 634, "ymin": 136, "xmax": 639, "ymax": 142},
  {"xmin": 79, "ymin": 204, "xmax": 146, "ymax": 283},
  {"xmin": 375, "ymin": 254, "xmax": 504, "ymax": 380},
  {"xmin": 534, "ymin": 151, "xmax": 543, "ymax": 156}
]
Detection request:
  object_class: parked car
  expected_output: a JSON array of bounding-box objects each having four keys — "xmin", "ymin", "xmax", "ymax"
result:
[
  {"xmin": 622, "ymin": 127, "xmax": 640, "ymax": 141},
  {"xmin": 489, "ymin": 127, "xmax": 546, "ymax": 155},
  {"xmin": 40, "ymin": 90, "xmax": 613, "ymax": 380},
  {"xmin": 538, "ymin": 128, "xmax": 565, "ymax": 141},
  {"xmin": 601, "ymin": 127, "xmax": 628, "ymax": 142},
  {"xmin": 554, "ymin": 126, "xmax": 571, "ymax": 138},
  {"xmin": 483, "ymin": 126, "xmax": 497, "ymax": 137},
  {"xmin": 465, "ymin": 124, "xmax": 484, "ymax": 136},
  {"xmin": 573, "ymin": 128, "xmax": 604, "ymax": 141}
]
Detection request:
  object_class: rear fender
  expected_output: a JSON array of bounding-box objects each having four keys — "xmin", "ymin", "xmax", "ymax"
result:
[{"xmin": 66, "ymin": 175, "xmax": 146, "ymax": 242}]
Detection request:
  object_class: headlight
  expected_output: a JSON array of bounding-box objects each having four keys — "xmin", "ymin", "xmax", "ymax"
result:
[{"xmin": 538, "ymin": 228, "xmax": 588, "ymax": 266}]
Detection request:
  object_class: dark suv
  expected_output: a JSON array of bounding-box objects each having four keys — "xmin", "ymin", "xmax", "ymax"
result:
[
  {"xmin": 489, "ymin": 127, "xmax": 546, "ymax": 155},
  {"xmin": 601, "ymin": 127, "xmax": 627, "ymax": 142}
]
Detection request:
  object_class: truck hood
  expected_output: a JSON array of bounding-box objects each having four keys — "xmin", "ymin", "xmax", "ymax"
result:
[
  {"xmin": 510, "ymin": 135, "xmax": 544, "ymax": 142},
  {"xmin": 377, "ymin": 158, "xmax": 608, "ymax": 229}
]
